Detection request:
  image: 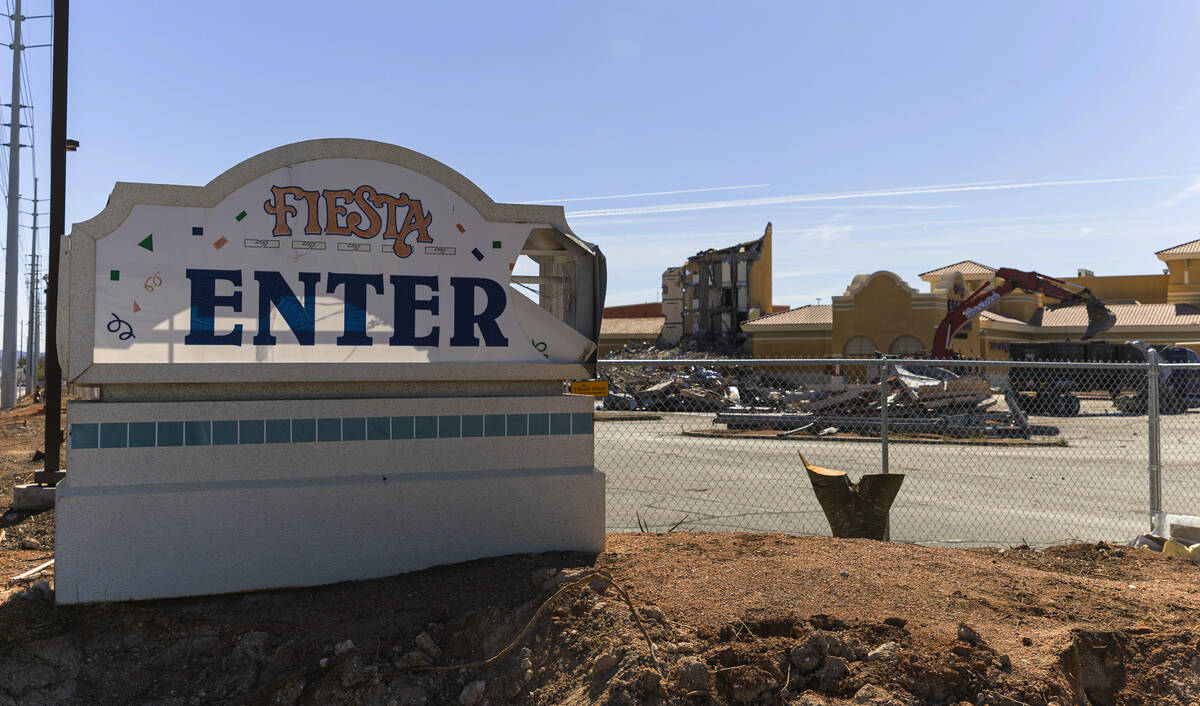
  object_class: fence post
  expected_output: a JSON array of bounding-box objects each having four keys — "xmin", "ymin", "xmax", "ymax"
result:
[
  {"xmin": 1147, "ymin": 353, "xmax": 1163, "ymax": 534},
  {"xmin": 879, "ymin": 356, "xmax": 891, "ymax": 541},
  {"xmin": 879, "ymin": 356, "xmax": 890, "ymax": 475}
]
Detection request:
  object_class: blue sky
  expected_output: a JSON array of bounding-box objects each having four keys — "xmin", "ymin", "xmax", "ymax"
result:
[{"xmin": 8, "ymin": 0, "xmax": 1200, "ymax": 327}]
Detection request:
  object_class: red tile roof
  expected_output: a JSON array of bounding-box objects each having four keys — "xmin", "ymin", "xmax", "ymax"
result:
[
  {"xmin": 1155, "ymin": 237, "xmax": 1200, "ymax": 257},
  {"xmin": 603, "ymin": 302, "xmax": 663, "ymax": 318},
  {"xmin": 741, "ymin": 304, "xmax": 833, "ymax": 329},
  {"xmin": 599, "ymin": 316, "xmax": 666, "ymax": 337},
  {"xmin": 1041, "ymin": 303, "xmax": 1200, "ymax": 329},
  {"xmin": 983, "ymin": 303, "xmax": 1200, "ymax": 331},
  {"xmin": 978, "ymin": 310, "xmax": 1027, "ymax": 326},
  {"xmin": 919, "ymin": 260, "xmax": 997, "ymax": 278}
]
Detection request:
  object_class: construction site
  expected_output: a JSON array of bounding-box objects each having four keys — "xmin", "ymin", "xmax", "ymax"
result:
[
  {"xmin": 4, "ymin": 400, "xmax": 1200, "ymax": 704},
  {"xmin": 601, "ymin": 230, "xmax": 1200, "ymax": 362},
  {"xmin": 3, "ymin": 3, "xmax": 1200, "ymax": 703}
]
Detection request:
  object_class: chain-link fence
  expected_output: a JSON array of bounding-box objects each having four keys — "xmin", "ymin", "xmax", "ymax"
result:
[{"xmin": 595, "ymin": 356, "xmax": 1200, "ymax": 546}]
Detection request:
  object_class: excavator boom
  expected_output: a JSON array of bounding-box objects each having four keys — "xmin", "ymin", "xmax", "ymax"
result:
[{"xmin": 931, "ymin": 268, "xmax": 1116, "ymax": 358}]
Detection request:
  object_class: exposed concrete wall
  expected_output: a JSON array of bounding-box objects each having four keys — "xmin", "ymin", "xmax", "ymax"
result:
[
  {"xmin": 660, "ymin": 267, "xmax": 684, "ymax": 345},
  {"xmin": 57, "ymin": 395, "xmax": 604, "ymax": 604},
  {"xmin": 748, "ymin": 225, "xmax": 772, "ymax": 321}
]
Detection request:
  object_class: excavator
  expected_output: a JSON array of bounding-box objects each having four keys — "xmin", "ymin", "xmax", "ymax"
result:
[
  {"xmin": 929, "ymin": 268, "xmax": 1122, "ymax": 416},
  {"xmin": 931, "ymin": 268, "xmax": 1117, "ymax": 359}
]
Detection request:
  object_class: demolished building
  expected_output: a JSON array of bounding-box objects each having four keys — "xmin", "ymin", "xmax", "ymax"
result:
[
  {"xmin": 598, "ymin": 224, "xmax": 781, "ymax": 354},
  {"xmin": 671, "ymin": 223, "xmax": 774, "ymax": 347}
]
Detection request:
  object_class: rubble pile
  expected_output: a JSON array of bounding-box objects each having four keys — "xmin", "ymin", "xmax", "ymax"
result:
[
  {"xmin": 602, "ymin": 360, "xmax": 1035, "ymax": 438},
  {"xmin": 602, "ymin": 364, "xmax": 745, "ymax": 413},
  {"xmin": 716, "ymin": 365, "xmax": 1030, "ymax": 438},
  {"xmin": 603, "ymin": 338, "xmax": 752, "ymax": 361}
]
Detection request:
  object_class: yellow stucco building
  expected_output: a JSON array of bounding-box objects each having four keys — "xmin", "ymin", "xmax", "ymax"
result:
[{"xmin": 743, "ymin": 237, "xmax": 1200, "ymax": 359}]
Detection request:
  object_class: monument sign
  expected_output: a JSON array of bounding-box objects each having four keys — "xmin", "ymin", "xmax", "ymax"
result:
[{"xmin": 56, "ymin": 139, "xmax": 606, "ymax": 603}]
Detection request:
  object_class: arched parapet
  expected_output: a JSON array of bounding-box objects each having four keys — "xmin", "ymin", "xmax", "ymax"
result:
[{"xmin": 841, "ymin": 270, "xmax": 919, "ymax": 299}]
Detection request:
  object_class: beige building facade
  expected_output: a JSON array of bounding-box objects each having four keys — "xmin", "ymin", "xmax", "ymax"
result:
[{"xmin": 743, "ymin": 237, "xmax": 1200, "ymax": 359}]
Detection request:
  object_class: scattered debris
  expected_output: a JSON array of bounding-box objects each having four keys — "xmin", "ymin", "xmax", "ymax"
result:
[
  {"xmin": 603, "ymin": 353, "xmax": 1037, "ymax": 440},
  {"xmin": 9, "ymin": 558, "xmax": 53, "ymax": 582}
]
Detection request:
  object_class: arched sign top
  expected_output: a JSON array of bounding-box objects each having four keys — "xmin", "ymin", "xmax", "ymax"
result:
[
  {"xmin": 75, "ymin": 139, "xmax": 573, "ymax": 239},
  {"xmin": 61, "ymin": 139, "xmax": 603, "ymax": 385}
]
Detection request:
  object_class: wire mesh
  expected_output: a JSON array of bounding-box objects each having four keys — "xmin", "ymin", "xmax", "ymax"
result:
[
  {"xmin": 1156, "ymin": 361, "xmax": 1200, "ymax": 536},
  {"xmin": 595, "ymin": 357, "xmax": 1169, "ymax": 547}
]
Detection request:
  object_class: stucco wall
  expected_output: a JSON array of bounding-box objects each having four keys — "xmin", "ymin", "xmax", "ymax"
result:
[
  {"xmin": 1063, "ymin": 273, "xmax": 1169, "ymax": 304},
  {"xmin": 750, "ymin": 332, "xmax": 831, "ymax": 358},
  {"xmin": 833, "ymin": 273, "xmax": 946, "ymax": 357}
]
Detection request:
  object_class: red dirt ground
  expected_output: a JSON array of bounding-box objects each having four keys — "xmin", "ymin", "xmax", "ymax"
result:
[{"xmin": 2, "ymin": 401, "xmax": 1199, "ymax": 705}]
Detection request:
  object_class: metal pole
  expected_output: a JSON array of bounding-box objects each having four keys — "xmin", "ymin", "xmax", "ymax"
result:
[
  {"xmin": 879, "ymin": 356, "xmax": 890, "ymax": 541},
  {"xmin": 879, "ymin": 356, "xmax": 889, "ymax": 474},
  {"xmin": 29, "ymin": 177, "xmax": 36, "ymax": 391},
  {"xmin": 1, "ymin": 0, "xmax": 22, "ymax": 408},
  {"xmin": 41, "ymin": 0, "xmax": 66, "ymax": 480},
  {"xmin": 25, "ymin": 259, "xmax": 32, "ymax": 388},
  {"xmin": 25, "ymin": 179, "xmax": 35, "ymax": 391},
  {"xmin": 1147, "ymin": 352, "xmax": 1162, "ymax": 534}
]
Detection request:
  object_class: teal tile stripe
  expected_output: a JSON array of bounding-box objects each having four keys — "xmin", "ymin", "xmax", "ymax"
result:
[{"xmin": 70, "ymin": 412, "xmax": 594, "ymax": 449}]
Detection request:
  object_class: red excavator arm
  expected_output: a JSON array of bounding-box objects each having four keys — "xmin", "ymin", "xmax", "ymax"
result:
[{"xmin": 931, "ymin": 268, "xmax": 1116, "ymax": 358}]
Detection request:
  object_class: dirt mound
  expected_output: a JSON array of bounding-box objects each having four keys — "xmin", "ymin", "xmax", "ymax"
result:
[{"xmin": 0, "ymin": 532, "xmax": 1198, "ymax": 704}]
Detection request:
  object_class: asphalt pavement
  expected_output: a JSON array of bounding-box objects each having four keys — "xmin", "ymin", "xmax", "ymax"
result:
[{"xmin": 596, "ymin": 400, "xmax": 1200, "ymax": 546}]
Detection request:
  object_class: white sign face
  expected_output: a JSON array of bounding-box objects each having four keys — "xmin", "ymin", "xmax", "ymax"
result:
[{"xmin": 92, "ymin": 158, "xmax": 563, "ymax": 364}]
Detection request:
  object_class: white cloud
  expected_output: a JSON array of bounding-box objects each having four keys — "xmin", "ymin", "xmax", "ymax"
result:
[
  {"xmin": 1161, "ymin": 174, "xmax": 1200, "ymax": 207},
  {"xmin": 567, "ymin": 174, "xmax": 1179, "ymax": 219},
  {"xmin": 777, "ymin": 203, "xmax": 958, "ymax": 211},
  {"xmin": 774, "ymin": 267, "xmax": 857, "ymax": 279},
  {"xmin": 529, "ymin": 183, "xmax": 770, "ymax": 204},
  {"xmin": 798, "ymin": 213, "xmax": 853, "ymax": 243}
]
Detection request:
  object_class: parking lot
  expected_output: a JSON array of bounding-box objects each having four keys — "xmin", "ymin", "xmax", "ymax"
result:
[{"xmin": 596, "ymin": 399, "xmax": 1200, "ymax": 546}]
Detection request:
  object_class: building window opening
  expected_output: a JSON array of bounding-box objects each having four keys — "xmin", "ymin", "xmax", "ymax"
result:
[
  {"xmin": 843, "ymin": 335, "xmax": 878, "ymax": 358},
  {"xmin": 888, "ymin": 335, "xmax": 925, "ymax": 357}
]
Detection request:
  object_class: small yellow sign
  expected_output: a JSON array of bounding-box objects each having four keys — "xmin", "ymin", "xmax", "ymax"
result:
[{"xmin": 568, "ymin": 380, "xmax": 610, "ymax": 397}]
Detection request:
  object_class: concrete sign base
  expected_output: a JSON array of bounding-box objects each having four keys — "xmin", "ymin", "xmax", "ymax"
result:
[
  {"xmin": 57, "ymin": 140, "xmax": 608, "ymax": 603},
  {"xmin": 56, "ymin": 395, "xmax": 604, "ymax": 604}
]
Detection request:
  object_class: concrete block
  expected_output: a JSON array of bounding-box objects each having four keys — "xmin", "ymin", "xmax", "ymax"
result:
[
  {"xmin": 1166, "ymin": 514, "xmax": 1200, "ymax": 545},
  {"xmin": 12, "ymin": 483, "xmax": 55, "ymax": 511}
]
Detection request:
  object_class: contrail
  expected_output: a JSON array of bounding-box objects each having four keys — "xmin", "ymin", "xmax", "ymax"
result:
[
  {"xmin": 566, "ymin": 175, "xmax": 1179, "ymax": 219},
  {"xmin": 1161, "ymin": 174, "xmax": 1200, "ymax": 207},
  {"xmin": 779, "ymin": 203, "xmax": 958, "ymax": 211},
  {"xmin": 528, "ymin": 183, "xmax": 770, "ymax": 203}
]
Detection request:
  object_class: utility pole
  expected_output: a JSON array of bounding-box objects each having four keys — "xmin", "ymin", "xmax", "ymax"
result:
[
  {"xmin": 25, "ymin": 178, "xmax": 37, "ymax": 392},
  {"xmin": 43, "ymin": 0, "xmax": 67, "ymax": 479},
  {"xmin": 0, "ymin": 0, "xmax": 21, "ymax": 408},
  {"xmin": 24, "ymin": 255, "xmax": 32, "ymax": 387}
]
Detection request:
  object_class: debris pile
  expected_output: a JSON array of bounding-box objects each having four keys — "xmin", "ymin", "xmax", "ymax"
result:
[
  {"xmin": 603, "ymin": 365, "xmax": 742, "ymax": 413},
  {"xmin": 604, "ymin": 338, "xmax": 752, "ymax": 361},
  {"xmin": 716, "ymin": 365, "xmax": 1031, "ymax": 438},
  {"xmin": 602, "ymin": 360, "xmax": 1038, "ymax": 438}
]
